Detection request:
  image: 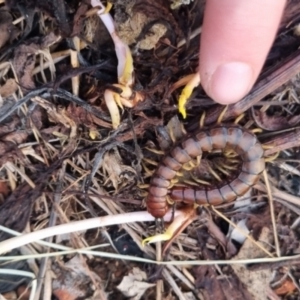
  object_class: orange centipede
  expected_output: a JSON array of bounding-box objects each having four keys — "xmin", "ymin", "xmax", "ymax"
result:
[{"xmin": 146, "ymin": 125, "xmax": 265, "ymax": 218}]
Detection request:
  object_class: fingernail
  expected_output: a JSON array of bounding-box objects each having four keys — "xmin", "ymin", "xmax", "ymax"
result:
[{"xmin": 209, "ymin": 62, "xmax": 253, "ymax": 104}]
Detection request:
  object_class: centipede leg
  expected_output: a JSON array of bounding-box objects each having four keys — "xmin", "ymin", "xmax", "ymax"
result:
[
  {"xmin": 265, "ymin": 151, "xmax": 280, "ymax": 162},
  {"xmin": 176, "ymin": 171, "xmax": 184, "ymax": 177},
  {"xmin": 182, "ymin": 159, "xmax": 199, "ymax": 171},
  {"xmin": 199, "ymin": 111, "xmax": 206, "ymax": 128},
  {"xmin": 168, "ymin": 178, "xmax": 179, "ymax": 189},
  {"xmin": 190, "ymin": 173, "xmax": 211, "ymax": 185},
  {"xmin": 217, "ymin": 105, "xmax": 228, "ymax": 124},
  {"xmin": 182, "ymin": 161, "xmax": 194, "ymax": 171},
  {"xmin": 216, "ymin": 160, "xmax": 238, "ymax": 171},
  {"xmin": 183, "ymin": 179, "xmax": 203, "ymax": 186},
  {"xmin": 250, "ymin": 128, "xmax": 263, "ymax": 134},
  {"xmin": 166, "ymin": 195, "xmax": 174, "ymax": 205},
  {"xmin": 142, "ymin": 162, "xmax": 155, "ymax": 177},
  {"xmin": 223, "ymin": 150, "xmax": 238, "ymax": 158},
  {"xmin": 233, "ymin": 113, "xmax": 245, "ymax": 124},
  {"xmin": 144, "ymin": 147, "xmax": 165, "ymax": 155},
  {"xmin": 143, "ymin": 157, "xmax": 159, "ymax": 166},
  {"xmin": 262, "ymin": 144, "xmax": 275, "ymax": 150},
  {"xmin": 214, "ymin": 163, "xmax": 231, "ymax": 176},
  {"xmin": 207, "ymin": 165, "xmax": 222, "ymax": 182},
  {"xmin": 137, "ymin": 183, "xmax": 150, "ymax": 189}
]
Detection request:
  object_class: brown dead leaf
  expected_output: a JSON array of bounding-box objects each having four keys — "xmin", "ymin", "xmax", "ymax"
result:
[
  {"xmin": 12, "ymin": 32, "xmax": 60, "ymax": 92},
  {"xmin": 0, "ymin": 79, "xmax": 18, "ymax": 98},
  {"xmin": 27, "ymin": 105, "xmax": 46, "ymax": 130},
  {"xmin": 2, "ymin": 131, "xmax": 28, "ymax": 144},
  {"xmin": 0, "ymin": 116, "xmax": 21, "ymax": 137},
  {"xmin": 40, "ymin": 125, "xmax": 69, "ymax": 141},
  {"xmin": 0, "ymin": 183, "xmax": 43, "ymax": 242},
  {"xmin": 274, "ymin": 279, "xmax": 297, "ymax": 296},
  {"xmin": 0, "ymin": 141, "xmax": 21, "ymax": 156},
  {"xmin": 0, "ymin": 181, "xmax": 9, "ymax": 197},
  {"xmin": 102, "ymin": 149, "xmax": 136, "ymax": 191},
  {"xmin": 0, "ymin": 9, "xmax": 18, "ymax": 49},
  {"xmin": 0, "ymin": 143, "xmax": 24, "ymax": 165},
  {"xmin": 32, "ymin": 96, "xmax": 77, "ymax": 139},
  {"xmin": 66, "ymin": 104, "xmax": 112, "ymax": 129},
  {"xmin": 52, "ymin": 255, "xmax": 106, "ymax": 300},
  {"xmin": 117, "ymin": 267, "xmax": 155, "ymax": 300},
  {"xmin": 166, "ymin": 115, "xmax": 185, "ymax": 145},
  {"xmin": 2, "ymin": 292, "xmax": 18, "ymax": 299},
  {"xmin": 194, "ymin": 265, "xmax": 253, "ymax": 300},
  {"xmin": 16, "ymin": 285, "xmax": 31, "ymax": 300},
  {"xmin": 231, "ymin": 227, "xmax": 274, "ymax": 300},
  {"xmin": 72, "ymin": 2, "xmax": 89, "ymax": 37}
]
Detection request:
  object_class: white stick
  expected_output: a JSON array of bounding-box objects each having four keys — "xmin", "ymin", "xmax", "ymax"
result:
[{"xmin": 0, "ymin": 210, "xmax": 178, "ymax": 255}]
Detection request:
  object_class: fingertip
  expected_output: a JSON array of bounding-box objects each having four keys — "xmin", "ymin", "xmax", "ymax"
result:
[
  {"xmin": 203, "ymin": 61, "xmax": 254, "ymax": 105},
  {"xmin": 199, "ymin": 0, "xmax": 286, "ymax": 104}
]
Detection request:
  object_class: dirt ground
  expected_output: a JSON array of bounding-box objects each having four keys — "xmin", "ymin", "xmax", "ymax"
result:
[{"xmin": 1, "ymin": 0, "xmax": 300, "ymax": 299}]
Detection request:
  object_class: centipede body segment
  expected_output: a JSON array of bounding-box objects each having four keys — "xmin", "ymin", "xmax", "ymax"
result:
[{"xmin": 146, "ymin": 126, "xmax": 265, "ymax": 218}]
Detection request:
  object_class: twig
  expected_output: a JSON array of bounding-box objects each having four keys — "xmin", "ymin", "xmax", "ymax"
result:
[
  {"xmin": 34, "ymin": 162, "xmax": 66, "ymax": 300},
  {"xmin": 162, "ymin": 268, "xmax": 186, "ymax": 300},
  {"xmin": 0, "ymin": 88, "xmax": 50, "ymax": 123},
  {"xmin": 263, "ymin": 170, "xmax": 281, "ymax": 257},
  {"xmin": 262, "ymin": 127, "xmax": 300, "ymax": 156}
]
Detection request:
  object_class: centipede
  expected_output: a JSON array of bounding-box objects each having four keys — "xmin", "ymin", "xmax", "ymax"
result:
[{"xmin": 146, "ymin": 125, "xmax": 265, "ymax": 218}]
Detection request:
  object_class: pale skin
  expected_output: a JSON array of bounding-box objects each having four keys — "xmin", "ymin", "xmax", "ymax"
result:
[{"xmin": 199, "ymin": 0, "xmax": 287, "ymax": 105}]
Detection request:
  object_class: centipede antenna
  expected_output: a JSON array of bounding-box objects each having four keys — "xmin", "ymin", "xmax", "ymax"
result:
[
  {"xmin": 233, "ymin": 113, "xmax": 245, "ymax": 124},
  {"xmin": 265, "ymin": 151, "xmax": 280, "ymax": 162},
  {"xmin": 217, "ymin": 105, "xmax": 228, "ymax": 124},
  {"xmin": 199, "ymin": 111, "xmax": 206, "ymax": 128},
  {"xmin": 207, "ymin": 165, "xmax": 222, "ymax": 182}
]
